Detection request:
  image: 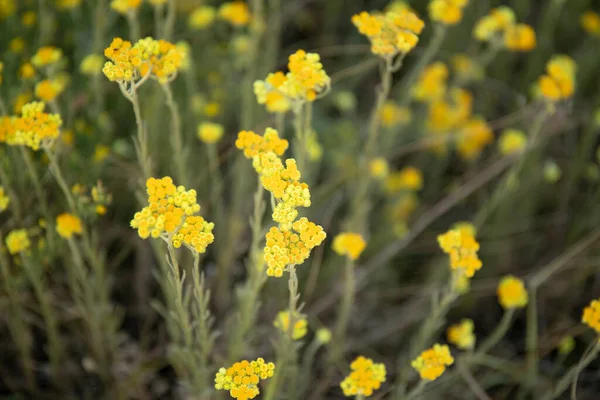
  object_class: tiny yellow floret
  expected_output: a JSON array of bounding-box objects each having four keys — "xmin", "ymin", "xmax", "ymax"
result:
[
  {"xmin": 332, "ymin": 232, "xmax": 367, "ymax": 260},
  {"xmin": 197, "ymin": 122, "xmax": 224, "ymax": 144},
  {"xmin": 56, "ymin": 213, "xmax": 83, "ymax": 239},
  {"xmin": 582, "ymin": 299, "xmax": 600, "ymax": 334},
  {"xmin": 497, "ymin": 275, "xmax": 528, "ymax": 309}
]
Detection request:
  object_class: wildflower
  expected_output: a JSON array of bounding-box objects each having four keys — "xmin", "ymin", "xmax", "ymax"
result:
[
  {"xmin": 381, "ymin": 101, "xmax": 411, "ymax": 127},
  {"xmin": 384, "ymin": 166, "xmax": 423, "ymax": 192},
  {"xmin": 412, "ymin": 62, "xmax": 448, "ymax": 102},
  {"xmin": 273, "ymin": 311, "xmax": 308, "ymax": 340},
  {"xmin": 474, "ymin": 6, "xmax": 516, "ymax": 41},
  {"xmin": 412, "ymin": 344, "xmax": 454, "ymax": 381},
  {"xmin": 12, "ymin": 102, "xmax": 62, "ymax": 150},
  {"xmin": 57, "ymin": 0, "xmax": 82, "ymax": 9},
  {"xmin": 352, "ymin": 9, "xmax": 424, "ymax": 58},
  {"xmin": 332, "ymin": 91, "xmax": 357, "ymax": 113},
  {"xmin": 56, "ymin": 213, "xmax": 83, "ymax": 239},
  {"xmin": 305, "ymin": 130, "xmax": 323, "ymax": 161},
  {"xmin": 453, "ymin": 221, "xmax": 476, "ymax": 237},
  {"xmin": 204, "ymin": 101, "xmax": 221, "ymax": 117},
  {"xmin": 316, "ymin": 328, "xmax": 332, "ymax": 344},
  {"xmin": 6, "ymin": 229, "xmax": 30, "ymax": 255},
  {"xmin": 437, "ymin": 228, "xmax": 482, "ymax": 278},
  {"xmin": 9, "ymin": 37, "xmax": 26, "ymax": 54},
  {"xmin": 214, "ymin": 358, "xmax": 275, "ymax": 399},
  {"xmin": 80, "ymin": 54, "xmax": 104, "ymax": 76},
  {"xmin": 447, "ymin": 319, "xmax": 475, "ymax": 350},
  {"xmin": 498, "ymin": 129, "xmax": 527, "ymax": 155},
  {"xmin": 582, "ymin": 299, "xmax": 600, "ymax": 334},
  {"xmin": 143, "ymin": 39, "xmax": 186, "ymax": 83},
  {"xmin": 386, "ymin": 1, "xmax": 413, "ymax": 14},
  {"xmin": 235, "ymin": 128, "xmax": 288, "ymax": 158},
  {"xmin": 197, "ymin": 122, "xmax": 224, "ymax": 144},
  {"xmin": 19, "ymin": 63, "xmax": 36, "ymax": 80},
  {"xmin": 94, "ymin": 145, "xmax": 111, "ymax": 162},
  {"xmin": 456, "ymin": 117, "xmax": 494, "ymax": 161},
  {"xmin": 0, "ymin": 186, "xmax": 10, "ymax": 212},
  {"xmin": 426, "ymin": 87, "xmax": 473, "ymax": 135},
  {"xmin": 369, "ymin": 157, "xmax": 389, "ymax": 179},
  {"xmin": 283, "ymin": 50, "xmax": 330, "ymax": 102},
  {"xmin": 538, "ymin": 55, "xmax": 576, "ymax": 101},
  {"xmin": 581, "ymin": 11, "xmax": 600, "ymax": 37},
  {"xmin": 253, "ymin": 72, "xmax": 291, "ymax": 113},
  {"xmin": 35, "ymin": 79, "xmax": 63, "ymax": 102},
  {"xmin": 218, "ymin": 1, "xmax": 251, "ymax": 27},
  {"xmin": 340, "ymin": 356, "xmax": 386, "ymax": 397},
  {"xmin": 332, "ymin": 232, "xmax": 367, "ymax": 260},
  {"xmin": 189, "ymin": 6, "xmax": 216, "ymax": 29},
  {"xmin": 429, "ymin": 0, "xmax": 469, "ymax": 25},
  {"xmin": 497, "ymin": 275, "xmax": 528, "ymax": 309},
  {"xmin": 504, "ymin": 24, "xmax": 536, "ymax": 51},
  {"xmin": 31, "ymin": 46, "xmax": 62, "ymax": 68},
  {"xmin": 110, "ymin": 0, "xmax": 142, "ymax": 14}
]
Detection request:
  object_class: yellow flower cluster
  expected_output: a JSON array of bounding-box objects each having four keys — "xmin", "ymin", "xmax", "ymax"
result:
[
  {"xmin": 0, "ymin": 0, "xmax": 16, "ymax": 20},
  {"xmin": 11, "ymin": 101, "xmax": 62, "ymax": 150},
  {"xmin": 474, "ymin": 6, "xmax": 536, "ymax": 51},
  {"xmin": 254, "ymin": 50, "xmax": 330, "ymax": 109},
  {"xmin": 582, "ymin": 298, "xmax": 600, "ymax": 334},
  {"xmin": 130, "ymin": 177, "xmax": 215, "ymax": 253},
  {"xmin": 340, "ymin": 356, "xmax": 386, "ymax": 397},
  {"xmin": 412, "ymin": 62, "xmax": 448, "ymax": 102},
  {"xmin": 236, "ymin": 128, "xmax": 288, "ymax": 158},
  {"xmin": 0, "ymin": 186, "xmax": 10, "ymax": 212},
  {"xmin": 538, "ymin": 55, "xmax": 576, "ymax": 101},
  {"xmin": 411, "ymin": 344, "xmax": 454, "ymax": 381},
  {"xmin": 80, "ymin": 54, "xmax": 104, "ymax": 76},
  {"xmin": 0, "ymin": 116, "xmax": 15, "ymax": 143},
  {"xmin": 581, "ymin": 11, "xmax": 600, "ymax": 37},
  {"xmin": 447, "ymin": 319, "xmax": 475, "ymax": 350},
  {"xmin": 332, "ymin": 232, "xmax": 367, "ymax": 260},
  {"xmin": 31, "ymin": 46, "xmax": 62, "ymax": 68},
  {"xmin": 35, "ymin": 79, "xmax": 64, "ymax": 102},
  {"xmin": 437, "ymin": 227, "xmax": 482, "ymax": 278},
  {"xmin": 497, "ymin": 275, "xmax": 528, "ymax": 309},
  {"xmin": 429, "ymin": 0, "xmax": 468, "ymax": 25},
  {"xmin": 218, "ymin": 1, "xmax": 251, "ymax": 27},
  {"xmin": 352, "ymin": 9, "xmax": 424, "ymax": 58},
  {"xmin": 498, "ymin": 129, "xmax": 527, "ymax": 155},
  {"xmin": 56, "ymin": 213, "xmax": 83, "ymax": 239},
  {"xmin": 385, "ymin": 166, "xmax": 423, "ymax": 193},
  {"xmin": 273, "ymin": 310, "xmax": 307, "ymax": 340},
  {"xmin": 197, "ymin": 122, "xmax": 224, "ymax": 144},
  {"xmin": 456, "ymin": 116, "xmax": 494, "ymax": 161},
  {"xmin": 110, "ymin": 0, "xmax": 142, "ymax": 14},
  {"xmin": 5, "ymin": 229, "xmax": 30, "ymax": 255},
  {"xmin": 214, "ymin": 358, "xmax": 275, "ymax": 400}
]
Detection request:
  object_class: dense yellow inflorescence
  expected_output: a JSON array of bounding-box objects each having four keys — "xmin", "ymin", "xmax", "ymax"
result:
[
  {"xmin": 352, "ymin": 8, "xmax": 424, "ymax": 58},
  {"xmin": 497, "ymin": 276, "xmax": 528, "ymax": 309},
  {"xmin": 411, "ymin": 344, "xmax": 454, "ymax": 381},
  {"xmin": 538, "ymin": 55, "xmax": 576, "ymax": 101},
  {"xmin": 5, "ymin": 229, "xmax": 30, "ymax": 255},
  {"xmin": 273, "ymin": 311, "xmax": 307, "ymax": 340},
  {"xmin": 214, "ymin": 358, "xmax": 275, "ymax": 400},
  {"xmin": 31, "ymin": 46, "xmax": 62, "ymax": 68},
  {"xmin": 456, "ymin": 116, "xmax": 494, "ymax": 161},
  {"xmin": 340, "ymin": 356, "xmax": 386, "ymax": 397},
  {"xmin": 56, "ymin": 213, "xmax": 83, "ymax": 239},
  {"xmin": 429, "ymin": 0, "xmax": 469, "ymax": 25},
  {"xmin": 474, "ymin": 6, "xmax": 536, "ymax": 51},
  {"xmin": 581, "ymin": 11, "xmax": 600, "ymax": 37},
  {"xmin": 447, "ymin": 319, "xmax": 475, "ymax": 350},
  {"xmin": 498, "ymin": 129, "xmax": 527, "ymax": 155},
  {"xmin": 11, "ymin": 101, "xmax": 62, "ymax": 150},
  {"xmin": 34, "ymin": 79, "xmax": 64, "ymax": 102},
  {"xmin": 332, "ymin": 232, "xmax": 367, "ymax": 260},
  {"xmin": 197, "ymin": 122, "xmax": 224, "ymax": 144},
  {"xmin": 218, "ymin": 1, "xmax": 251, "ymax": 27},
  {"xmin": 437, "ymin": 227, "xmax": 482, "ymax": 278},
  {"xmin": 582, "ymin": 299, "xmax": 600, "ymax": 334}
]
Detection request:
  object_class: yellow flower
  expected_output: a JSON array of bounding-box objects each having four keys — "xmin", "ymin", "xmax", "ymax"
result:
[
  {"xmin": 411, "ymin": 344, "xmax": 454, "ymax": 381},
  {"xmin": 504, "ymin": 23, "xmax": 536, "ymax": 51},
  {"xmin": 19, "ymin": 62, "xmax": 36, "ymax": 80},
  {"xmin": 94, "ymin": 144, "xmax": 111, "ymax": 162},
  {"xmin": 429, "ymin": 0, "xmax": 468, "ymax": 25},
  {"xmin": 218, "ymin": 1, "xmax": 251, "ymax": 26},
  {"xmin": 35, "ymin": 79, "xmax": 63, "ymax": 102},
  {"xmin": 582, "ymin": 299, "xmax": 600, "ymax": 334},
  {"xmin": 384, "ymin": 166, "xmax": 423, "ymax": 192},
  {"xmin": 32, "ymin": 46, "xmax": 62, "ymax": 68},
  {"xmin": 189, "ymin": 6, "xmax": 216, "ymax": 29},
  {"xmin": 452, "ymin": 221, "xmax": 476, "ymax": 237},
  {"xmin": 381, "ymin": 101, "xmax": 411, "ymax": 127},
  {"xmin": 340, "ymin": 356, "xmax": 386, "ymax": 397},
  {"xmin": 283, "ymin": 50, "xmax": 330, "ymax": 102},
  {"xmin": 316, "ymin": 328, "xmax": 332, "ymax": 344},
  {"xmin": 412, "ymin": 62, "xmax": 448, "ymax": 102},
  {"xmin": 332, "ymin": 232, "xmax": 367, "ymax": 260},
  {"xmin": 451, "ymin": 53, "xmax": 483, "ymax": 82},
  {"xmin": 447, "ymin": 319, "xmax": 475, "ymax": 350},
  {"xmin": 80, "ymin": 54, "xmax": 104, "ymax": 76},
  {"xmin": 581, "ymin": 11, "xmax": 600, "ymax": 37},
  {"xmin": 0, "ymin": 116, "xmax": 16, "ymax": 143},
  {"xmin": 214, "ymin": 358, "xmax": 275, "ymax": 399},
  {"xmin": 197, "ymin": 122, "xmax": 224, "ymax": 144},
  {"xmin": 5, "ymin": 229, "xmax": 30, "ymax": 255},
  {"xmin": 9, "ymin": 37, "xmax": 26, "ymax": 54},
  {"xmin": 21, "ymin": 11, "xmax": 36, "ymax": 27},
  {"xmin": 456, "ymin": 117, "xmax": 494, "ymax": 161},
  {"xmin": 254, "ymin": 72, "xmax": 291, "ymax": 113},
  {"xmin": 437, "ymin": 228, "xmax": 482, "ymax": 278},
  {"xmin": 0, "ymin": 185, "xmax": 10, "ymax": 212},
  {"xmin": 543, "ymin": 160, "xmax": 561, "ymax": 183},
  {"xmin": 56, "ymin": 213, "xmax": 83, "ymax": 239},
  {"xmin": 110, "ymin": 0, "xmax": 142, "ymax": 14},
  {"xmin": 369, "ymin": 157, "xmax": 389, "ymax": 179},
  {"xmin": 538, "ymin": 55, "xmax": 576, "ymax": 101},
  {"xmin": 497, "ymin": 275, "xmax": 528, "ymax": 309},
  {"xmin": 273, "ymin": 311, "xmax": 308, "ymax": 340},
  {"xmin": 498, "ymin": 129, "xmax": 527, "ymax": 155},
  {"xmin": 0, "ymin": 0, "xmax": 16, "ymax": 20},
  {"xmin": 474, "ymin": 7, "xmax": 515, "ymax": 41},
  {"xmin": 389, "ymin": 193, "xmax": 418, "ymax": 221},
  {"xmin": 11, "ymin": 102, "xmax": 62, "ymax": 150},
  {"xmin": 57, "ymin": 0, "xmax": 82, "ymax": 9},
  {"xmin": 96, "ymin": 204, "xmax": 108, "ymax": 215},
  {"xmin": 235, "ymin": 128, "xmax": 288, "ymax": 158}
]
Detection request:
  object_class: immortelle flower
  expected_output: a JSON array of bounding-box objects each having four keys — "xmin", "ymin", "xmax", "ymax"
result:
[
  {"xmin": 11, "ymin": 101, "xmax": 62, "ymax": 150},
  {"xmin": 581, "ymin": 11, "xmax": 600, "ymax": 37},
  {"xmin": 447, "ymin": 319, "xmax": 475, "ymax": 350},
  {"xmin": 538, "ymin": 55, "xmax": 577, "ymax": 101},
  {"xmin": 340, "ymin": 356, "xmax": 386, "ymax": 397},
  {"xmin": 332, "ymin": 232, "xmax": 367, "ymax": 260},
  {"xmin": 316, "ymin": 328, "xmax": 332, "ymax": 344},
  {"xmin": 5, "ymin": 229, "xmax": 30, "ymax": 255},
  {"xmin": 456, "ymin": 117, "xmax": 494, "ymax": 161},
  {"xmin": 110, "ymin": 0, "xmax": 142, "ymax": 14},
  {"xmin": 0, "ymin": 116, "xmax": 16, "ymax": 144},
  {"xmin": 31, "ymin": 46, "xmax": 62, "ymax": 68},
  {"xmin": 57, "ymin": 0, "xmax": 82, "ymax": 10},
  {"xmin": 504, "ymin": 23, "xmax": 536, "ymax": 51},
  {"xmin": 429, "ymin": 0, "xmax": 469, "ymax": 25},
  {"xmin": 189, "ymin": 6, "xmax": 216, "ymax": 30},
  {"xmin": 385, "ymin": 166, "xmax": 423, "ymax": 193},
  {"xmin": 497, "ymin": 275, "xmax": 528, "ymax": 309},
  {"xmin": 34, "ymin": 79, "xmax": 64, "ymax": 102},
  {"xmin": 412, "ymin": 62, "xmax": 448, "ymax": 102},
  {"xmin": 451, "ymin": 53, "xmax": 484, "ymax": 82},
  {"xmin": 437, "ymin": 227, "xmax": 482, "ymax": 278},
  {"xmin": 197, "ymin": 122, "xmax": 224, "ymax": 144},
  {"xmin": 582, "ymin": 299, "xmax": 600, "ymax": 334},
  {"xmin": 498, "ymin": 129, "xmax": 527, "ymax": 155},
  {"xmin": 214, "ymin": 358, "xmax": 275, "ymax": 400},
  {"xmin": 80, "ymin": 54, "xmax": 104, "ymax": 76},
  {"xmin": 0, "ymin": 186, "xmax": 10, "ymax": 212},
  {"xmin": 56, "ymin": 213, "xmax": 83, "ymax": 239},
  {"xmin": 411, "ymin": 344, "xmax": 454, "ymax": 381},
  {"xmin": 218, "ymin": 1, "xmax": 251, "ymax": 27},
  {"xmin": 273, "ymin": 310, "xmax": 308, "ymax": 340},
  {"xmin": 369, "ymin": 157, "xmax": 389, "ymax": 179},
  {"xmin": 380, "ymin": 101, "xmax": 412, "ymax": 128}
]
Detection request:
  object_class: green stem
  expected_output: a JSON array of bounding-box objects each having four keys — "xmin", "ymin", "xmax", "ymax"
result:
[
  {"xmin": 0, "ymin": 162, "xmax": 23, "ymax": 221},
  {"xmin": 164, "ymin": 0, "xmax": 177, "ymax": 40},
  {"xmin": 130, "ymin": 89, "xmax": 152, "ymax": 182},
  {"xmin": 475, "ymin": 308, "xmax": 516, "ymax": 356},
  {"xmin": 524, "ymin": 288, "xmax": 538, "ymax": 394},
  {"xmin": 404, "ymin": 380, "xmax": 427, "ymax": 400},
  {"xmin": 293, "ymin": 103, "xmax": 307, "ymax": 174},
  {"xmin": 332, "ymin": 257, "xmax": 355, "ymax": 361},
  {"xmin": 161, "ymin": 83, "xmax": 188, "ymax": 186}
]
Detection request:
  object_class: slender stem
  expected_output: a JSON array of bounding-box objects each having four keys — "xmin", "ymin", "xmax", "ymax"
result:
[
  {"xmin": 475, "ymin": 309, "xmax": 516, "ymax": 356},
  {"xmin": 38, "ymin": 0, "xmax": 53, "ymax": 46},
  {"xmin": 164, "ymin": 0, "xmax": 177, "ymax": 40},
  {"xmin": 293, "ymin": 104, "xmax": 306, "ymax": 174},
  {"xmin": 130, "ymin": 89, "xmax": 152, "ymax": 182},
  {"xmin": 333, "ymin": 257, "xmax": 355, "ymax": 361},
  {"xmin": 153, "ymin": 4, "xmax": 163, "ymax": 38},
  {"xmin": 0, "ymin": 96, "xmax": 7, "ymax": 116},
  {"xmin": 126, "ymin": 10, "xmax": 141, "ymax": 41},
  {"xmin": 161, "ymin": 83, "xmax": 188, "ymax": 186},
  {"xmin": 524, "ymin": 288, "xmax": 538, "ymax": 394}
]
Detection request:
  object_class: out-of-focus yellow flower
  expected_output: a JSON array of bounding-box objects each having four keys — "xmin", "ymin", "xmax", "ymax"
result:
[
  {"xmin": 57, "ymin": 0, "xmax": 82, "ymax": 10},
  {"xmin": 413, "ymin": 62, "xmax": 448, "ymax": 102},
  {"xmin": 504, "ymin": 23, "xmax": 536, "ymax": 51},
  {"xmin": 381, "ymin": 101, "xmax": 411, "ymax": 127},
  {"xmin": 35, "ymin": 79, "xmax": 64, "ymax": 102},
  {"xmin": 456, "ymin": 117, "xmax": 494, "ymax": 161},
  {"xmin": 411, "ymin": 344, "xmax": 454, "ymax": 381},
  {"xmin": 110, "ymin": 0, "xmax": 142, "ymax": 14},
  {"xmin": 32, "ymin": 46, "xmax": 62, "ymax": 68},
  {"xmin": 498, "ymin": 129, "xmax": 527, "ymax": 155},
  {"xmin": 340, "ymin": 356, "xmax": 386, "ymax": 397},
  {"xmin": 429, "ymin": 0, "xmax": 468, "ymax": 25},
  {"xmin": 189, "ymin": 6, "xmax": 216, "ymax": 29},
  {"xmin": 385, "ymin": 166, "xmax": 423, "ymax": 192},
  {"xmin": 273, "ymin": 311, "xmax": 307, "ymax": 340},
  {"xmin": 386, "ymin": 1, "xmax": 413, "ymax": 14},
  {"xmin": 453, "ymin": 221, "xmax": 476, "ymax": 237},
  {"xmin": 581, "ymin": 11, "xmax": 600, "ymax": 37},
  {"xmin": 214, "ymin": 358, "xmax": 275, "ymax": 399},
  {"xmin": 19, "ymin": 62, "xmax": 36, "ymax": 80},
  {"xmin": 332, "ymin": 232, "xmax": 367, "ymax": 260},
  {"xmin": 0, "ymin": 186, "xmax": 10, "ymax": 212},
  {"xmin": 369, "ymin": 157, "xmax": 389, "ymax": 179},
  {"xmin": 94, "ymin": 145, "xmax": 111, "ymax": 162},
  {"xmin": 497, "ymin": 275, "xmax": 528, "ymax": 309},
  {"xmin": 438, "ymin": 228, "xmax": 481, "ymax": 278},
  {"xmin": 61, "ymin": 129, "xmax": 74, "ymax": 146},
  {"xmin": 305, "ymin": 129, "xmax": 323, "ymax": 161},
  {"xmin": 6, "ymin": 229, "xmax": 30, "ymax": 254},
  {"xmin": 56, "ymin": 213, "xmax": 83, "ymax": 239},
  {"xmin": 9, "ymin": 37, "xmax": 25, "ymax": 54},
  {"xmin": 197, "ymin": 122, "xmax": 224, "ymax": 144},
  {"xmin": 451, "ymin": 53, "xmax": 484, "ymax": 82},
  {"xmin": 80, "ymin": 54, "xmax": 104, "ymax": 76},
  {"xmin": 538, "ymin": 55, "xmax": 576, "ymax": 101},
  {"xmin": 333, "ymin": 91, "xmax": 357, "ymax": 113},
  {"xmin": 582, "ymin": 299, "xmax": 600, "ymax": 334},
  {"xmin": 21, "ymin": 11, "xmax": 36, "ymax": 26},
  {"xmin": 204, "ymin": 101, "xmax": 221, "ymax": 117},
  {"xmin": 0, "ymin": 0, "xmax": 16, "ymax": 20},
  {"xmin": 316, "ymin": 328, "xmax": 332, "ymax": 344},
  {"xmin": 254, "ymin": 72, "xmax": 291, "ymax": 113},
  {"xmin": 11, "ymin": 102, "xmax": 62, "ymax": 150},
  {"xmin": 474, "ymin": 6, "xmax": 515, "ymax": 41},
  {"xmin": 218, "ymin": 1, "xmax": 251, "ymax": 26},
  {"xmin": 447, "ymin": 319, "xmax": 475, "ymax": 350}
]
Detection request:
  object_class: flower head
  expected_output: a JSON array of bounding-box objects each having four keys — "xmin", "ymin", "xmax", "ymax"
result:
[
  {"xmin": 498, "ymin": 129, "xmax": 527, "ymax": 155},
  {"xmin": 412, "ymin": 62, "xmax": 448, "ymax": 102},
  {"xmin": 340, "ymin": 356, "xmax": 386, "ymax": 397},
  {"xmin": 332, "ymin": 232, "xmax": 367, "ymax": 260},
  {"xmin": 273, "ymin": 311, "xmax": 307, "ymax": 340},
  {"xmin": 369, "ymin": 157, "xmax": 389, "ymax": 179},
  {"xmin": 381, "ymin": 101, "xmax": 411, "ymax": 127},
  {"xmin": 438, "ymin": 228, "xmax": 482, "ymax": 278},
  {"xmin": 6, "ymin": 229, "xmax": 30, "ymax": 255},
  {"xmin": 504, "ymin": 24, "xmax": 536, "ymax": 51},
  {"xmin": 497, "ymin": 275, "xmax": 528, "ymax": 309},
  {"xmin": 80, "ymin": 54, "xmax": 104, "ymax": 76},
  {"xmin": 581, "ymin": 11, "xmax": 600, "ymax": 37},
  {"xmin": 214, "ymin": 358, "xmax": 275, "ymax": 400},
  {"xmin": 316, "ymin": 328, "xmax": 332, "ymax": 344},
  {"xmin": 56, "ymin": 213, "xmax": 83, "ymax": 239},
  {"xmin": 429, "ymin": 0, "xmax": 468, "ymax": 25},
  {"xmin": 582, "ymin": 299, "xmax": 600, "ymax": 334},
  {"xmin": 189, "ymin": 6, "xmax": 216, "ymax": 29},
  {"xmin": 447, "ymin": 319, "xmax": 475, "ymax": 350},
  {"xmin": 385, "ymin": 166, "xmax": 423, "ymax": 193},
  {"xmin": 110, "ymin": 0, "xmax": 142, "ymax": 14},
  {"xmin": 218, "ymin": 1, "xmax": 251, "ymax": 26},
  {"xmin": 35, "ymin": 79, "xmax": 64, "ymax": 102},
  {"xmin": 411, "ymin": 344, "xmax": 454, "ymax": 381},
  {"xmin": 197, "ymin": 122, "xmax": 224, "ymax": 144},
  {"xmin": 456, "ymin": 117, "xmax": 494, "ymax": 161}
]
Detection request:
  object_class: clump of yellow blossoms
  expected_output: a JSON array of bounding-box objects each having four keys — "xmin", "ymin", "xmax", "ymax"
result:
[
  {"xmin": 0, "ymin": 116, "xmax": 14, "ymax": 143},
  {"xmin": 273, "ymin": 311, "xmax": 307, "ymax": 340},
  {"xmin": 411, "ymin": 344, "xmax": 454, "ymax": 381},
  {"xmin": 56, "ymin": 213, "xmax": 83, "ymax": 239},
  {"xmin": 5, "ymin": 229, "xmax": 30, "ymax": 255},
  {"xmin": 413, "ymin": 62, "xmax": 448, "ymax": 102},
  {"xmin": 197, "ymin": 122, "xmax": 224, "ymax": 144},
  {"xmin": 31, "ymin": 46, "xmax": 62, "ymax": 68},
  {"xmin": 0, "ymin": 186, "xmax": 10, "ymax": 212},
  {"xmin": 497, "ymin": 276, "xmax": 528, "ymax": 309},
  {"xmin": 437, "ymin": 227, "xmax": 482, "ymax": 278},
  {"xmin": 80, "ymin": 54, "xmax": 104, "ymax": 76},
  {"xmin": 214, "ymin": 358, "xmax": 275, "ymax": 400},
  {"xmin": 385, "ymin": 166, "xmax": 423, "ymax": 193},
  {"xmin": 254, "ymin": 50, "xmax": 330, "ymax": 110},
  {"xmin": 582, "ymin": 298, "xmax": 600, "ymax": 334},
  {"xmin": 456, "ymin": 116, "xmax": 494, "ymax": 161},
  {"xmin": 352, "ymin": 8, "xmax": 424, "ymax": 58},
  {"xmin": 189, "ymin": 6, "xmax": 216, "ymax": 30},
  {"xmin": 340, "ymin": 356, "xmax": 386, "ymax": 397},
  {"xmin": 538, "ymin": 55, "xmax": 577, "ymax": 101},
  {"xmin": 332, "ymin": 232, "xmax": 367, "ymax": 260},
  {"xmin": 0, "ymin": 0, "xmax": 16, "ymax": 20},
  {"xmin": 130, "ymin": 177, "xmax": 215, "ymax": 253},
  {"xmin": 35, "ymin": 79, "xmax": 64, "ymax": 102},
  {"xmin": 447, "ymin": 319, "xmax": 475, "ymax": 350},
  {"xmin": 110, "ymin": 0, "xmax": 142, "ymax": 14},
  {"xmin": 474, "ymin": 7, "xmax": 536, "ymax": 51},
  {"xmin": 218, "ymin": 1, "xmax": 251, "ymax": 27},
  {"xmin": 11, "ymin": 102, "xmax": 62, "ymax": 150},
  {"xmin": 581, "ymin": 11, "xmax": 600, "ymax": 37},
  {"xmin": 429, "ymin": 0, "xmax": 469, "ymax": 25},
  {"xmin": 498, "ymin": 129, "xmax": 527, "ymax": 155}
]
